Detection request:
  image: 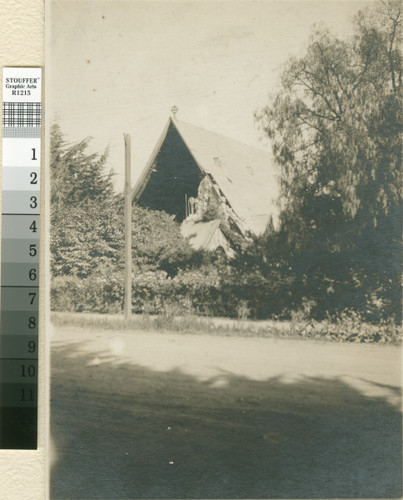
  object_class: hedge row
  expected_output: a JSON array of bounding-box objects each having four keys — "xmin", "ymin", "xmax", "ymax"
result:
[{"xmin": 51, "ymin": 268, "xmax": 294, "ymax": 319}]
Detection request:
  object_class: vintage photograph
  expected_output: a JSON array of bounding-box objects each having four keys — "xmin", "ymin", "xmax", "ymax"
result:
[{"xmin": 47, "ymin": 0, "xmax": 402, "ymax": 498}]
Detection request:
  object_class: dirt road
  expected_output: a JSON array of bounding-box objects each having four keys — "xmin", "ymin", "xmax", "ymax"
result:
[{"xmin": 50, "ymin": 326, "xmax": 402, "ymax": 499}]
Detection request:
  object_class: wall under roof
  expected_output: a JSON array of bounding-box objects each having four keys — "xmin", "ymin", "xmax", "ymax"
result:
[{"xmin": 136, "ymin": 123, "xmax": 203, "ymax": 222}]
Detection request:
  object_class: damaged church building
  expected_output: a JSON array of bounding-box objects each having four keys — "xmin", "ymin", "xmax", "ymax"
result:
[{"xmin": 132, "ymin": 116, "xmax": 278, "ymax": 257}]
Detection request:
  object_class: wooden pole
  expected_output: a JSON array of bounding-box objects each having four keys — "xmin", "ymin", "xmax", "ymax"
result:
[{"xmin": 124, "ymin": 134, "xmax": 132, "ymax": 320}]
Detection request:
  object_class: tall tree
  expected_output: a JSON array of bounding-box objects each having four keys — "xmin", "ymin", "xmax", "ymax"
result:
[
  {"xmin": 255, "ymin": 0, "xmax": 402, "ymax": 319},
  {"xmin": 50, "ymin": 123, "xmax": 116, "ymax": 208},
  {"xmin": 50, "ymin": 124, "xmax": 122, "ymax": 277}
]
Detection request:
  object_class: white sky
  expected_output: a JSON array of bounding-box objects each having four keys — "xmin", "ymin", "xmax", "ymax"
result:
[{"xmin": 49, "ymin": 0, "xmax": 374, "ymax": 192}]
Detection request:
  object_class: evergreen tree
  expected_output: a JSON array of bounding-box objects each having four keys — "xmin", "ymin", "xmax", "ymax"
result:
[{"xmin": 50, "ymin": 124, "xmax": 122, "ymax": 278}]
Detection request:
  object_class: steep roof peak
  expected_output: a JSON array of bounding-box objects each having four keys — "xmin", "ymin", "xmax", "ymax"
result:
[{"xmin": 133, "ymin": 117, "xmax": 279, "ymax": 234}]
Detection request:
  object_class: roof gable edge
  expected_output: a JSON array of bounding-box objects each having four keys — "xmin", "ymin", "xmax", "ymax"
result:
[{"xmin": 132, "ymin": 118, "xmax": 172, "ymax": 202}]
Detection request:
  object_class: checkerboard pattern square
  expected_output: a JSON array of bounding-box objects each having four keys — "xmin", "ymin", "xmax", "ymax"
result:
[{"xmin": 2, "ymin": 102, "xmax": 41, "ymax": 127}]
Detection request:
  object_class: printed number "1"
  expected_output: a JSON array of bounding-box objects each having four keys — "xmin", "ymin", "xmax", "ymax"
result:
[{"xmin": 31, "ymin": 148, "xmax": 37, "ymax": 161}]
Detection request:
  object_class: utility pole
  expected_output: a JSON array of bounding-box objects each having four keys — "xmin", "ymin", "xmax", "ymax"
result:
[{"xmin": 124, "ymin": 134, "xmax": 132, "ymax": 320}]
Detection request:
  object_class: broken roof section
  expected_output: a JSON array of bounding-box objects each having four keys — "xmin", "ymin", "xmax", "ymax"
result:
[
  {"xmin": 132, "ymin": 117, "xmax": 279, "ymax": 234},
  {"xmin": 181, "ymin": 218, "xmax": 235, "ymax": 257}
]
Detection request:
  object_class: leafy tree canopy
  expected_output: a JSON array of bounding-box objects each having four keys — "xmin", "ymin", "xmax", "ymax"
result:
[
  {"xmin": 255, "ymin": 0, "xmax": 402, "ymax": 320},
  {"xmin": 256, "ymin": 0, "xmax": 402, "ymax": 228}
]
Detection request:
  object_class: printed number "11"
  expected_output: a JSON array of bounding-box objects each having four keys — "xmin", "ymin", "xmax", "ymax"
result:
[{"xmin": 21, "ymin": 389, "xmax": 34, "ymax": 402}]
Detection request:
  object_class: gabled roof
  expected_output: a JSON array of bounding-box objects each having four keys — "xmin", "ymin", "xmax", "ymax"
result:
[{"xmin": 133, "ymin": 117, "xmax": 279, "ymax": 234}]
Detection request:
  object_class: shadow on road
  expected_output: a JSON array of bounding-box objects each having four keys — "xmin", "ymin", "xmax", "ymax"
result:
[{"xmin": 50, "ymin": 341, "xmax": 402, "ymax": 499}]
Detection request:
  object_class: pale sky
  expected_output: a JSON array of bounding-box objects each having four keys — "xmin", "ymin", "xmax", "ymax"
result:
[{"xmin": 48, "ymin": 0, "xmax": 374, "ymax": 192}]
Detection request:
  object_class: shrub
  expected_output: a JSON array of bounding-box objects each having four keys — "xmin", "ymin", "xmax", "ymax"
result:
[{"xmin": 51, "ymin": 273, "xmax": 123, "ymax": 314}]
